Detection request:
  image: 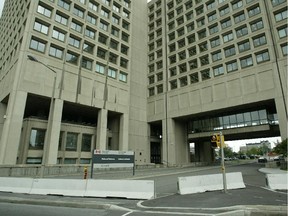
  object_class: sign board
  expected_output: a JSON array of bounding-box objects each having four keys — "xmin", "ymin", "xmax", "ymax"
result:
[{"xmin": 91, "ymin": 150, "xmax": 135, "ymax": 177}]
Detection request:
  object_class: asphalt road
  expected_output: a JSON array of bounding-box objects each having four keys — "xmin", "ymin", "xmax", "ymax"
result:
[{"xmin": 0, "ymin": 162, "xmax": 286, "ymax": 216}]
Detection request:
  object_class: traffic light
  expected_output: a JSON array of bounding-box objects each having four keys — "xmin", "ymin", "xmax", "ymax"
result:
[{"xmin": 211, "ymin": 134, "xmax": 220, "ymax": 148}]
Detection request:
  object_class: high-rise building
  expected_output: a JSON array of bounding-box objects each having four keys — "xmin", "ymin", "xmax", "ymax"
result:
[{"xmin": 0, "ymin": 0, "xmax": 287, "ymax": 166}]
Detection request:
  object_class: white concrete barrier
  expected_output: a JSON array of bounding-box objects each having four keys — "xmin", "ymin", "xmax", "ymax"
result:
[
  {"xmin": 85, "ymin": 179, "xmax": 155, "ymax": 199},
  {"xmin": 29, "ymin": 179, "xmax": 87, "ymax": 197},
  {"xmin": 266, "ymin": 174, "xmax": 288, "ymax": 190},
  {"xmin": 178, "ymin": 172, "xmax": 245, "ymax": 195},
  {"xmin": 0, "ymin": 177, "xmax": 34, "ymax": 194}
]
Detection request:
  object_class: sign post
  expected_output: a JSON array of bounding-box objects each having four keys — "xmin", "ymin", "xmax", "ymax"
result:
[
  {"xmin": 219, "ymin": 132, "xmax": 227, "ymax": 193},
  {"xmin": 91, "ymin": 150, "xmax": 135, "ymax": 178}
]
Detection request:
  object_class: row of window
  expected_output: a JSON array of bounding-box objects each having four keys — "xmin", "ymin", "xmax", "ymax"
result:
[
  {"xmin": 187, "ymin": 109, "xmax": 278, "ymax": 134},
  {"xmin": 147, "ymin": 45, "xmax": 288, "ymax": 95},
  {"xmin": 26, "ymin": 157, "xmax": 91, "ymax": 164},
  {"xmin": 37, "ymin": 4, "xmax": 130, "ymax": 43},
  {"xmin": 53, "ymin": 0, "xmax": 131, "ymax": 18},
  {"xmin": 29, "ymin": 37, "xmax": 128, "ymax": 82}
]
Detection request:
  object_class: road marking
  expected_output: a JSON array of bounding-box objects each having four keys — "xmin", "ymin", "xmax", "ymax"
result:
[{"xmin": 121, "ymin": 211, "xmax": 133, "ymax": 216}]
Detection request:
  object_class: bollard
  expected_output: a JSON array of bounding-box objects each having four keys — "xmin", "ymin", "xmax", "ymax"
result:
[{"xmin": 84, "ymin": 166, "xmax": 88, "ymax": 179}]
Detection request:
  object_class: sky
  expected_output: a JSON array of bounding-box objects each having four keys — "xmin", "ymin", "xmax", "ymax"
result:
[{"xmin": 0, "ymin": 1, "xmax": 3, "ymax": 17}]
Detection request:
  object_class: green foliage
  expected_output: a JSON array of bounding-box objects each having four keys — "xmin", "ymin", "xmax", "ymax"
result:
[
  {"xmin": 273, "ymin": 139, "xmax": 287, "ymax": 157},
  {"xmin": 223, "ymin": 146, "xmax": 234, "ymax": 158}
]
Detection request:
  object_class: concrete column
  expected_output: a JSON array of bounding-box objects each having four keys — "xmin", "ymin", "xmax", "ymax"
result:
[
  {"xmin": 46, "ymin": 99, "xmax": 63, "ymax": 164},
  {"xmin": 275, "ymin": 98, "xmax": 288, "ymax": 140},
  {"xmin": 0, "ymin": 102, "xmax": 7, "ymax": 138},
  {"xmin": 162, "ymin": 119, "xmax": 168, "ymax": 166},
  {"xmin": 163, "ymin": 118, "xmax": 177, "ymax": 166},
  {"xmin": 0, "ymin": 91, "xmax": 27, "ymax": 164},
  {"xmin": 119, "ymin": 113, "xmax": 129, "ymax": 150},
  {"xmin": 96, "ymin": 109, "xmax": 108, "ymax": 150}
]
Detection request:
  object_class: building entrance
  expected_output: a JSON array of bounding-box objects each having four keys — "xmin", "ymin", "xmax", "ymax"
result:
[{"xmin": 151, "ymin": 142, "xmax": 161, "ymax": 164}]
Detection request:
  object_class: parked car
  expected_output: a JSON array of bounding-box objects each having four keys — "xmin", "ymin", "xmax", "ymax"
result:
[{"xmin": 258, "ymin": 157, "xmax": 268, "ymax": 163}]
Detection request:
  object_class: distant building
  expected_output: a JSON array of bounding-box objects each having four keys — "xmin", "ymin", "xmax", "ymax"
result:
[{"xmin": 240, "ymin": 140, "xmax": 271, "ymax": 153}]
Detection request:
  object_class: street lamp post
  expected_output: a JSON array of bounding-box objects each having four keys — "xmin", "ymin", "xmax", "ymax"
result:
[{"xmin": 27, "ymin": 55, "xmax": 57, "ymax": 178}]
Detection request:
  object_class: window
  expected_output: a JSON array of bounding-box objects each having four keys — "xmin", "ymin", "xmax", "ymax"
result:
[
  {"xmin": 187, "ymin": 34, "xmax": 196, "ymax": 44},
  {"xmin": 178, "ymin": 51, "xmax": 186, "ymax": 60},
  {"xmin": 248, "ymin": 5, "xmax": 261, "ymax": 17},
  {"xmin": 170, "ymin": 67, "xmax": 177, "ymax": 76},
  {"xmin": 189, "ymin": 59, "xmax": 198, "ymax": 69},
  {"xmin": 178, "ymin": 39, "xmax": 186, "ymax": 48},
  {"xmin": 179, "ymin": 76, "xmax": 188, "ymax": 87},
  {"xmin": 71, "ymin": 21, "xmax": 82, "ymax": 33},
  {"xmin": 66, "ymin": 52, "xmax": 78, "ymax": 64},
  {"xmin": 272, "ymin": 0, "xmax": 286, "ymax": 6},
  {"xmin": 108, "ymin": 67, "xmax": 117, "ymax": 78},
  {"xmin": 208, "ymin": 12, "xmax": 217, "ymax": 22},
  {"xmin": 123, "ymin": 10, "xmax": 130, "ymax": 18},
  {"xmin": 157, "ymin": 85, "xmax": 163, "ymax": 94},
  {"xmin": 66, "ymin": 132, "xmax": 78, "ymax": 151},
  {"xmin": 238, "ymin": 40, "xmax": 250, "ymax": 52},
  {"xmin": 256, "ymin": 51, "xmax": 270, "ymax": 63},
  {"xmin": 190, "ymin": 72, "xmax": 199, "ymax": 84},
  {"xmin": 207, "ymin": 1, "xmax": 216, "ymax": 10},
  {"xmin": 157, "ymin": 73, "xmax": 163, "ymax": 81},
  {"xmin": 224, "ymin": 46, "xmax": 236, "ymax": 57},
  {"xmin": 209, "ymin": 24, "xmax": 219, "ymax": 35},
  {"xmin": 111, "ymin": 27, "xmax": 119, "ymax": 37},
  {"xmin": 176, "ymin": 6, "xmax": 183, "ymax": 15},
  {"xmin": 212, "ymin": 51, "xmax": 222, "ymax": 61},
  {"xmin": 198, "ymin": 30, "xmax": 207, "ymax": 39},
  {"xmin": 99, "ymin": 21, "xmax": 108, "ymax": 31},
  {"xmin": 179, "ymin": 63, "xmax": 187, "ymax": 73},
  {"xmin": 221, "ymin": 18, "xmax": 232, "ymax": 29},
  {"xmin": 240, "ymin": 56, "xmax": 253, "ymax": 68},
  {"xmin": 101, "ymin": 8, "xmax": 109, "ymax": 18},
  {"xmin": 85, "ymin": 28, "xmax": 95, "ymax": 39},
  {"xmin": 274, "ymin": 10, "xmax": 288, "ymax": 22},
  {"xmin": 49, "ymin": 45, "xmax": 63, "ymax": 59},
  {"xmin": 253, "ymin": 34, "xmax": 267, "ymax": 47},
  {"xmin": 97, "ymin": 48, "xmax": 106, "ymax": 59},
  {"xmin": 121, "ymin": 44, "xmax": 129, "ymax": 55},
  {"xmin": 52, "ymin": 29, "xmax": 65, "ymax": 41},
  {"xmin": 156, "ymin": 61, "xmax": 163, "ymax": 70},
  {"xmin": 119, "ymin": 72, "xmax": 127, "ymax": 82},
  {"xmin": 149, "ymin": 76, "xmax": 154, "ymax": 84},
  {"xmin": 186, "ymin": 23, "xmax": 194, "ymax": 32},
  {"xmin": 33, "ymin": 21, "xmax": 49, "ymax": 34},
  {"xmin": 30, "ymin": 38, "xmax": 46, "ymax": 53},
  {"xmin": 110, "ymin": 53, "xmax": 118, "ymax": 64},
  {"xmin": 281, "ymin": 43, "xmax": 288, "ymax": 55},
  {"xmin": 278, "ymin": 26, "xmax": 288, "ymax": 38},
  {"xmin": 55, "ymin": 13, "xmax": 68, "ymax": 26},
  {"xmin": 96, "ymin": 63, "xmax": 105, "ymax": 74},
  {"xmin": 197, "ymin": 18, "xmax": 205, "ymax": 28},
  {"xmin": 201, "ymin": 69, "xmax": 211, "ymax": 80},
  {"xmin": 250, "ymin": 19, "xmax": 264, "ymax": 32},
  {"xmin": 102, "ymin": 0, "xmax": 110, "ymax": 6},
  {"xmin": 37, "ymin": 5, "xmax": 52, "ymax": 17},
  {"xmin": 219, "ymin": 6, "xmax": 229, "ymax": 16},
  {"xmin": 89, "ymin": 1, "xmax": 98, "ymax": 11},
  {"xmin": 149, "ymin": 87, "xmax": 155, "ymax": 97},
  {"xmin": 177, "ymin": 28, "xmax": 185, "ymax": 37},
  {"xmin": 64, "ymin": 158, "xmax": 77, "ymax": 164},
  {"xmin": 58, "ymin": 0, "xmax": 70, "ymax": 11},
  {"xmin": 73, "ymin": 7, "xmax": 84, "ymax": 18},
  {"xmin": 188, "ymin": 46, "xmax": 197, "ymax": 56},
  {"xmin": 223, "ymin": 32, "xmax": 233, "ymax": 42},
  {"xmin": 226, "ymin": 61, "xmax": 238, "ymax": 72},
  {"xmin": 98, "ymin": 33, "xmax": 108, "ymax": 44},
  {"xmin": 236, "ymin": 25, "xmax": 248, "ymax": 37},
  {"xmin": 170, "ymin": 80, "xmax": 177, "ymax": 90},
  {"xmin": 186, "ymin": 12, "xmax": 193, "ymax": 20},
  {"xmin": 29, "ymin": 129, "xmax": 45, "ymax": 150},
  {"xmin": 232, "ymin": 0, "xmax": 243, "ymax": 10},
  {"xmin": 122, "ymin": 21, "xmax": 129, "ymax": 30},
  {"xmin": 68, "ymin": 36, "xmax": 81, "ymax": 48},
  {"xmin": 113, "ymin": 4, "xmax": 120, "ymax": 13},
  {"xmin": 210, "ymin": 37, "xmax": 220, "ymax": 47},
  {"xmin": 200, "ymin": 55, "xmax": 209, "ymax": 66},
  {"xmin": 83, "ymin": 42, "xmax": 94, "ymax": 54},
  {"xmin": 213, "ymin": 65, "xmax": 224, "ymax": 76},
  {"xmin": 120, "ymin": 58, "xmax": 128, "ymax": 69},
  {"xmin": 196, "ymin": 6, "xmax": 204, "ymax": 15},
  {"xmin": 122, "ymin": 33, "xmax": 129, "ymax": 42},
  {"xmin": 110, "ymin": 40, "xmax": 118, "ymax": 50},
  {"xmin": 177, "ymin": 17, "xmax": 184, "ymax": 25},
  {"xmin": 234, "ymin": 12, "xmax": 245, "ymax": 23},
  {"xmin": 82, "ymin": 58, "xmax": 93, "ymax": 70}
]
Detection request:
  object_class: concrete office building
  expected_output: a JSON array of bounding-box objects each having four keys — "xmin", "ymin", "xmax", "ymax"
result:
[{"xmin": 0, "ymin": 0, "xmax": 287, "ymax": 166}]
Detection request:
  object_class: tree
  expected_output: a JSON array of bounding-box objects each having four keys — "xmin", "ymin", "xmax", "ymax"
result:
[
  {"xmin": 223, "ymin": 146, "xmax": 234, "ymax": 158},
  {"xmin": 273, "ymin": 139, "xmax": 287, "ymax": 157}
]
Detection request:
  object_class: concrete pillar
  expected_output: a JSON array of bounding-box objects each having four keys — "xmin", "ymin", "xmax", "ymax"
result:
[
  {"xmin": 119, "ymin": 113, "xmax": 129, "ymax": 150},
  {"xmin": 0, "ymin": 102, "xmax": 7, "ymax": 138},
  {"xmin": 96, "ymin": 109, "xmax": 108, "ymax": 150},
  {"xmin": 0, "ymin": 91, "xmax": 27, "ymax": 164},
  {"xmin": 162, "ymin": 119, "xmax": 168, "ymax": 166},
  {"xmin": 46, "ymin": 99, "xmax": 63, "ymax": 164},
  {"xmin": 275, "ymin": 98, "xmax": 288, "ymax": 140}
]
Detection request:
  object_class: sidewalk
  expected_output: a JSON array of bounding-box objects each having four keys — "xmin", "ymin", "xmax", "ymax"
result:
[{"xmin": 259, "ymin": 167, "xmax": 288, "ymax": 174}]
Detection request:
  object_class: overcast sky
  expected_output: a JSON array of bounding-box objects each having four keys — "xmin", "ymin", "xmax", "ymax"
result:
[{"xmin": 0, "ymin": 0, "xmax": 4, "ymax": 17}]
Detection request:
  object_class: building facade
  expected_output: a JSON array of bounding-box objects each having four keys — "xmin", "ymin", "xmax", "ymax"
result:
[
  {"xmin": 0, "ymin": 0, "xmax": 287, "ymax": 166},
  {"xmin": 0, "ymin": 0, "xmax": 149, "ymax": 165},
  {"xmin": 147, "ymin": 0, "xmax": 287, "ymax": 165}
]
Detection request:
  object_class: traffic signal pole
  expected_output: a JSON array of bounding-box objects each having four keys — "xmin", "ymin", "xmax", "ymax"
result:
[{"xmin": 219, "ymin": 131, "xmax": 227, "ymax": 193}]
